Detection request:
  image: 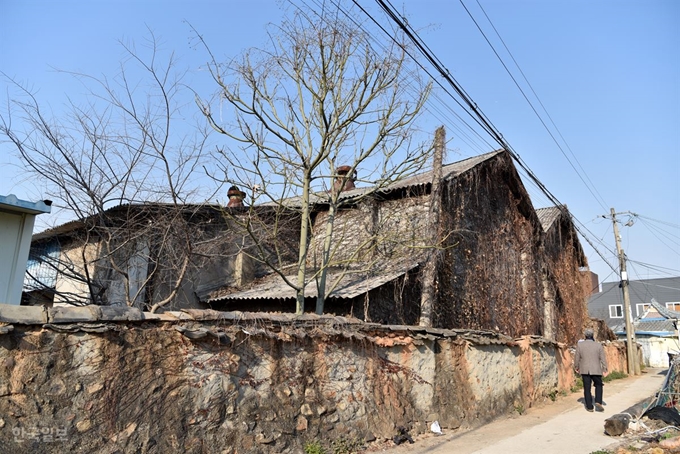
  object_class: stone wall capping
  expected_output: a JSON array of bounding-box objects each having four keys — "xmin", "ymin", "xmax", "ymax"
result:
[
  {"xmin": 0, "ymin": 303, "xmax": 560, "ymax": 348},
  {"xmin": 1, "ymin": 303, "xmax": 148, "ymax": 325},
  {"xmin": 48, "ymin": 305, "xmax": 100, "ymax": 324},
  {"xmin": 163, "ymin": 311, "xmax": 195, "ymax": 320},
  {"xmin": 143, "ymin": 313, "xmax": 175, "ymax": 321},
  {"xmin": 179, "ymin": 309, "xmax": 229, "ymax": 321},
  {"xmin": 388, "ymin": 324, "xmax": 414, "ymax": 332},
  {"xmin": 99, "ymin": 306, "xmax": 143, "ymax": 321},
  {"xmin": 0, "ymin": 303, "xmax": 48, "ymax": 324}
]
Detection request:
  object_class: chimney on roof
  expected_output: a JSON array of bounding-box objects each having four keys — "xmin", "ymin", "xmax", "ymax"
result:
[
  {"xmin": 233, "ymin": 250, "xmax": 254, "ymax": 287},
  {"xmin": 227, "ymin": 186, "xmax": 246, "ymax": 208},
  {"xmin": 333, "ymin": 166, "xmax": 356, "ymax": 193}
]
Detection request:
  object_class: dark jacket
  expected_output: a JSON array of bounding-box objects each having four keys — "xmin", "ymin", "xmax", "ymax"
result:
[{"xmin": 574, "ymin": 338, "xmax": 608, "ymax": 375}]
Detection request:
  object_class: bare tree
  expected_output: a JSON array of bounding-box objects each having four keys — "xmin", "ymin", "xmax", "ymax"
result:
[
  {"xmin": 194, "ymin": 4, "xmax": 432, "ymax": 314},
  {"xmin": 1, "ymin": 32, "xmax": 215, "ymax": 311}
]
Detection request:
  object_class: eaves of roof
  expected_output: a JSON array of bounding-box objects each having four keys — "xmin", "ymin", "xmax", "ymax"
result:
[
  {"xmin": 0, "ymin": 194, "xmax": 52, "ymax": 215},
  {"xmin": 30, "ymin": 202, "xmax": 262, "ymax": 241},
  {"xmin": 635, "ymin": 332, "xmax": 677, "ymax": 337},
  {"xmin": 611, "ymin": 318, "xmax": 677, "ymax": 336}
]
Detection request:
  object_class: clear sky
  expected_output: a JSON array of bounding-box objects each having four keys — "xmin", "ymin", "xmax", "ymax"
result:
[{"xmin": 1, "ymin": 0, "xmax": 678, "ymax": 286}]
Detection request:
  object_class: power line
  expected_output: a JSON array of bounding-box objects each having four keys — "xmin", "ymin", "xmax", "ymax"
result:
[
  {"xmin": 636, "ymin": 214, "xmax": 680, "ymax": 229},
  {"xmin": 628, "ymin": 260, "xmax": 680, "ymax": 277},
  {"xmin": 288, "ymin": 0, "xmax": 621, "ymax": 274},
  {"xmin": 296, "ymin": 0, "xmax": 498, "ymax": 156},
  {"xmin": 370, "ymin": 0, "xmax": 618, "ymax": 273},
  {"xmin": 468, "ymin": 0, "xmax": 609, "ymax": 213},
  {"xmin": 638, "ymin": 218, "xmax": 680, "ymax": 252}
]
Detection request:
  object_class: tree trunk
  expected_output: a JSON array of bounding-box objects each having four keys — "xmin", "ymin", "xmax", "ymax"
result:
[
  {"xmin": 604, "ymin": 395, "xmax": 656, "ymax": 436},
  {"xmin": 295, "ymin": 173, "xmax": 312, "ymax": 315}
]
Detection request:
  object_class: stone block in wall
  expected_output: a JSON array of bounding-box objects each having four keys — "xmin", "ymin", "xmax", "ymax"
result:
[
  {"xmin": 98, "ymin": 306, "xmax": 143, "ymax": 321},
  {"xmin": 48, "ymin": 305, "xmax": 98, "ymax": 323},
  {"xmin": 0, "ymin": 303, "xmax": 47, "ymax": 324}
]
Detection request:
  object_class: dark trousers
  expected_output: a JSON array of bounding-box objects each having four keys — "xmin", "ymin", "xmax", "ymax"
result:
[{"xmin": 582, "ymin": 374, "xmax": 603, "ymax": 409}]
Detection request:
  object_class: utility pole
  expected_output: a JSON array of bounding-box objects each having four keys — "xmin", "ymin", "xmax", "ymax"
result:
[{"xmin": 610, "ymin": 208, "xmax": 640, "ymax": 375}]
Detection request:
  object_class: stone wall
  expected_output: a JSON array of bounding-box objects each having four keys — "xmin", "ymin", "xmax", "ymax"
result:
[{"xmin": 0, "ymin": 304, "xmax": 627, "ymax": 454}]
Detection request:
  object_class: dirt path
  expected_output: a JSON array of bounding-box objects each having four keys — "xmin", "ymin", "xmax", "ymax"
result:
[{"xmin": 368, "ymin": 368, "xmax": 667, "ymax": 454}]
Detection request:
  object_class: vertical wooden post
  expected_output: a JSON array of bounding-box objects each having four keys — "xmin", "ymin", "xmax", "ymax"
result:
[{"xmin": 419, "ymin": 127, "xmax": 445, "ymax": 327}]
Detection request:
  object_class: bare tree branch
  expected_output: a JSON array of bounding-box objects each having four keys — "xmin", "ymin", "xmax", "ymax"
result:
[{"xmin": 194, "ymin": 5, "xmax": 432, "ymax": 314}]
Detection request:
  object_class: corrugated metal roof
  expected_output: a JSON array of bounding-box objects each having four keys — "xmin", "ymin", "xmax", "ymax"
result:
[
  {"xmin": 0, "ymin": 194, "xmax": 52, "ymax": 215},
  {"xmin": 208, "ymin": 261, "xmax": 419, "ymax": 303}
]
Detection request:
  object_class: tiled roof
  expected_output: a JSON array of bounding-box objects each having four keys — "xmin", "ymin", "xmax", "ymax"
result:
[
  {"xmin": 611, "ymin": 299, "xmax": 680, "ymax": 336},
  {"xmin": 31, "ymin": 203, "xmax": 218, "ymax": 241},
  {"xmin": 377, "ymin": 149, "xmax": 504, "ymax": 192},
  {"xmin": 32, "ymin": 150, "xmax": 508, "ymax": 238},
  {"xmin": 588, "ymin": 277, "xmax": 680, "ymax": 322},
  {"xmin": 535, "ymin": 206, "xmax": 562, "ymax": 232},
  {"xmin": 650, "ymin": 299, "xmax": 680, "ymax": 319}
]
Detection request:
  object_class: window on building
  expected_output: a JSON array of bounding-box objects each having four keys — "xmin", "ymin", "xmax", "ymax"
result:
[
  {"xmin": 609, "ymin": 305, "xmax": 623, "ymax": 318},
  {"xmin": 636, "ymin": 303, "xmax": 651, "ymax": 317},
  {"xmin": 666, "ymin": 302, "xmax": 680, "ymax": 312}
]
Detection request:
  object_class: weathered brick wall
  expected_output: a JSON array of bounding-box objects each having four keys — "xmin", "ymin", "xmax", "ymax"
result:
[{"xmin": 0, "ymin": 305, "xmax": 628, "ymax": 454}]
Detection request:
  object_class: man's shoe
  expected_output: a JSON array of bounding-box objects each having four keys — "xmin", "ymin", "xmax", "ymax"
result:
[
  {"xmin": 595, "ymin": 403, "xmax": 605, "ymax": 412},
  {"xmin": 586, "ymin": 407, "xmax": 594, "ymax": 412}
]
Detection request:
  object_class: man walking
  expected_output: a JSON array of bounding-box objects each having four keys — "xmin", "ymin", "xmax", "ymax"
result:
[{"xmin": 574, "ymin": 328, "xmax": 608, "ymax": 412}]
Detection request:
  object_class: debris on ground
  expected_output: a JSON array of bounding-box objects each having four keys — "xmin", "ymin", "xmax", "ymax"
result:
[
  {"xmin": 392, "ymin": 426, "xmax": 414, "ymax": 445},
  {"xmin": 430, "ymin": 421, "xmax": 442, "ymax": 435},
  {"xmin": 644, "ymin": 406, "xmax": 680, "ymax": 426},
  {"xmin": 606, "ymin": 415, "xmax": 680, "ymax": 453}
]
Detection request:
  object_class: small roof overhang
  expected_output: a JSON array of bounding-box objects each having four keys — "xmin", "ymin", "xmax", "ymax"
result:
[{"xmin": 0, "ymin": 194, "xmax": 52, "ymax": 216}]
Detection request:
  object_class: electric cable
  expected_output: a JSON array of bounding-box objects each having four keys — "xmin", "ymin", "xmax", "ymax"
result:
[
  {"xmin": 468, "ymin": 0, "xmax": 610, "ymax": 212},
  {"xmin": 290, "ymin": 0, "xmax": 621, "ymax": 273}
]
